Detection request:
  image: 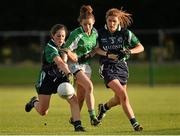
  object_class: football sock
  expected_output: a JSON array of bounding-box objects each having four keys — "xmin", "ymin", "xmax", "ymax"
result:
[
  {"xmin": 88, "ymin": 109, "xmax": 96, "ymax": 119},
  {"xmin": 100, "ymin": 103, "xmax": 109, "ymax": 113},
  {"xmin": 104, "ymin": 103, "xmax": 110, "ymax": 111},
  {"xmin": 130, "ymin": 118, "xmax": 139, "ymax": 128},
  {"xmin": 74, "ymin": 120, "xmax": 82, "ymax": 128}
]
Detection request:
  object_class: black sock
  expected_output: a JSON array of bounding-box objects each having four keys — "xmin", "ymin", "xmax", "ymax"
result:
[
  {"xmin": 130, "ymin": 118, "xmax": 139, "ymax": 127},
  {"xmin": 104, "ymin": 103, "xmax": 110, "ymax": 111},
  {"xmin": 74, "ymin": 120, "xmax": 82, "ymax": 128}
]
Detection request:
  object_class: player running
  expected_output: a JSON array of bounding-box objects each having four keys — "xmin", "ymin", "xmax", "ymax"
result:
[
  {"xmin": 25, "ymin": 24, "xmax": 85, "ymax": 132},
  {"xmin": 63, "ymin": 5, "xmax": 100, "ymax": 126},
  {"xmin": 95, "ymin": 8, "xmax": 144, "ymax": 131}
]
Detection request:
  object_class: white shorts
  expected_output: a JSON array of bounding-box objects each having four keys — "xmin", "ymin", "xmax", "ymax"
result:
[{"xmin": 68, "ymin": 61, "xmax": 92, "ymax": 77}]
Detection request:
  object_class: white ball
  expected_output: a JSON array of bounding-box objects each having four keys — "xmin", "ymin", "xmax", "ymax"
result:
[{"xmin": 57, "ymin": 82, "xmax": 75, "ymax": 99}]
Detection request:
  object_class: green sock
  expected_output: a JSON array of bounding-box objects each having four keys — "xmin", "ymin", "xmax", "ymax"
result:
[{"xmin": 88, "ymin": 109, "xmax": 96, "ymax": 119}]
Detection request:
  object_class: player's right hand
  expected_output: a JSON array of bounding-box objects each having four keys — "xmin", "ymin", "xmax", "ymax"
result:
[{"xmin": 106, "ymin": 52, "xmax": 119, "ymax": 60}]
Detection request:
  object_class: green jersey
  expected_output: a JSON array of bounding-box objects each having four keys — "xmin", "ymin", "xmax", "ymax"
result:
[
  {"xmin": 42, "ymin": 40, "xmax": 64, "ymax": 73},
  {"xmin": 63, "ymin": 26, "xmax": 98, "ymax": 59},
  {"xmin": 43, "ymin": 40, "xmax": 59, "ymax": 64},
  {"xmin": 35, "ymin": 39, "xmax": 68, "ymax": 95}
]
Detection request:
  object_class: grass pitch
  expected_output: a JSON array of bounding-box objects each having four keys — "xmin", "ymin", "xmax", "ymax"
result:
[{"xmin": 0, "ymin": 85, "xmax": 180, "ymax": 135}]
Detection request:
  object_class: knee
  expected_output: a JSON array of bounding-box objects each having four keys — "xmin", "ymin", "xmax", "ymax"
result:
[
  {"xmin": 70, "ymin": 95, "xmax": 79, "ymax": 103},
  {"xmin": 114, "ymin": 96, "xmax": 121, "ymax": 105},
  {"xmin": 117, "ymin": 90, "xmax": 128, "ymax": 102}
]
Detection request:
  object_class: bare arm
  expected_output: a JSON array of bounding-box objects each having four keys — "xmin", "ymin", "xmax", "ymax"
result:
[
  {"xmin": 94, "ymin": 43, "xmax": 118, "ymax": 60},
  {"xmin": 95, "ymin": 47, "xmax": 107, "ymax": 56},
  {"xmin": 95, "ymin": 42, "xmax": 144, "ymax": 60},
  {"xmin": 53, "ymin": 56, "xmax": 71, "ymax": 75},
  {"xmin": 130, "ymin": 43, "xmax": 144, "ymax": 54},
  {"xmin": 62, "ymin": 49, "xmax": 78, "ymax": 63},
  {"xmin": 61, "ymin": 52, "xmax": 68, "ymax": 63},
  {"xmin": 66, "ymin": 50, "xmax": 78, "ymax": 63},
  {"xmin": 95, "ymin": 41, "xmax": 144, "ymax": 55}
]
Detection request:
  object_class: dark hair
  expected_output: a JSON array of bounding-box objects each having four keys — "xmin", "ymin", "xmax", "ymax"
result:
[
  {"xmin": 77, "ymin": 5, "xmax": 95, "ymax": 23},
  {"xmin": 50, "ymin": 24, "xmax": 68, "ymax": 36}
]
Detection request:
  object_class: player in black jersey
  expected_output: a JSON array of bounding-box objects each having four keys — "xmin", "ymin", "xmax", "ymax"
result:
[{"xmin": 95, "ymin": 8, "xmax": 144, "ymax": 131}]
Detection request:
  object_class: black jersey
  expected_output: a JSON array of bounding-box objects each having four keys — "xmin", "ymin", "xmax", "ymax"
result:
[{"xmin": 98, "ymin": 25, "xmax": 140, "ymax": 64}]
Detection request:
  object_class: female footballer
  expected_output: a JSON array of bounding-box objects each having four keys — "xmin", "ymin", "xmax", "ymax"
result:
[
  {"xmin": 95, "ymin": 8, "xmax": 144, "ymax": 131},
  {"xmin": 25, "ymin": 24, "xmax": 85, "ymax": 132},
  {"xmin": 63, "ymin": 5, "xmax": 100, "ymax": 126}
]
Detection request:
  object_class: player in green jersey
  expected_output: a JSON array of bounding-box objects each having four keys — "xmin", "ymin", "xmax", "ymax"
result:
[
  {"xmin": 25, "ymin": 24, "xmax": 85, "ymax": 132},
  {"xmin": 63, "ymin": 5, "xmax": 100, "ymax": 126}
]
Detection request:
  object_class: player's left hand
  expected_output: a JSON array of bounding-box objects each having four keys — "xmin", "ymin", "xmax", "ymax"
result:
[
  {"xmin": 66, "ymin": 73, "xmax": 74, "ymax": 85},
  {"xmin": 118, "ymin": 49, "xmax": 131, "ymax": 60}
]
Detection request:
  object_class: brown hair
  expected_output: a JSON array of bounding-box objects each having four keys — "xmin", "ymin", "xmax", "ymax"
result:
[
  {"xmin": 106, "ymin": 8, "xmax": 133, "ymax": 28},
  {"xmin": 77, "ymin": 5, "xmax": 95, "ymax": 23},
  {"xmin": 50, "ymin": 24, "xmax": 68, "ymax": 36}
]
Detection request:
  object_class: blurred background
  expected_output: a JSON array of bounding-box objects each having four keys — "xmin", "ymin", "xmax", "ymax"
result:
[{"xmin": 0, "ymin": 0, "xmax": 180, "ymax": 86}]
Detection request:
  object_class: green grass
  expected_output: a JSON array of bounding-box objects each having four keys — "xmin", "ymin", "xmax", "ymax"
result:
[
  {"xmin": 0, "ymin": 85, "xmax": 180, "ymax": 135},
  {"xmin": 0, "ymin": 62, "xmax": 180, "ymax": 85}
]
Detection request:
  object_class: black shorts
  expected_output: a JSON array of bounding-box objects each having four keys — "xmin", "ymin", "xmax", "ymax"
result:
[
  {"xmin": 35, "ymin": 70, "xmax": 69, "ymax": 95},
  {"xmin": 99, "ymin": 61, "xmax": 129, "ymax": 87}
]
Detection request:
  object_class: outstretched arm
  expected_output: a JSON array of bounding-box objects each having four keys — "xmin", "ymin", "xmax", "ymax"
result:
[
  {"xmin": 53, "ymin": 56, "xmax": 74, "ymax": 85},
  {"xmin": 53, "ymin": 56, "xmax": 71, "ymax": 75}
]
